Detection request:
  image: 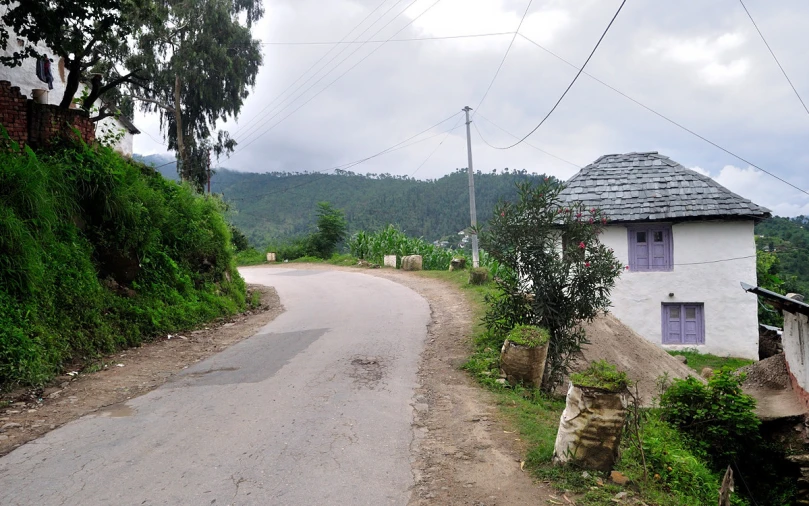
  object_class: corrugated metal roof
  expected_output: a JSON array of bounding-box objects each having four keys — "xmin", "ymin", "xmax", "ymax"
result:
[{"xmin": 558, "ymin": 152, "xmax": 771, "ymax": 222}]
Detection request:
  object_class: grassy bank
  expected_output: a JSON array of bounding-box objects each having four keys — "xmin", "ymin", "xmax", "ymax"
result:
[
  {"xmin": 667, "ymin": 349, "xmax": 754, "ymax": 372},
  {"xmin": 0, "ymin": 139, "xmax": 245, "ymax": 388}
]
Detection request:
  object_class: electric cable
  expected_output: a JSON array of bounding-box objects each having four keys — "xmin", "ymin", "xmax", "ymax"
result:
[
  {"xmin": 472, "ymin": 0, "xmax": 534, "ymax": 114},
  {"xmin": 739, "ymin": 0, "xmax": 809, "ymax": 116},
  {"xmin": 494, "ymin": 0, "xmax": 627, "ymax": 149},
  {"xmin": 473, "ymin": 114, "xmax": 581, "ymax": 168},
  {"xmin": 517, "ymin": 33, "xmax": 809, "ymax": 197},
  {"xmin": 235, "ymin": 0, "xmax": 444, "ymax": 151},
  {"xmin": 259, "ymin": 32, "xmax": 514, "ymax": 45}
]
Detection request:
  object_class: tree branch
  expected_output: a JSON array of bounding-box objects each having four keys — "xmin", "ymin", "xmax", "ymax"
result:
[{"xmin": 128, "ymin": 95, "xmax": 175, "ymax": 113}]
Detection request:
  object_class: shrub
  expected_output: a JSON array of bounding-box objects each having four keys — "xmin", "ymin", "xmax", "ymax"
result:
[
  {"xmin": 481, "ymin": 180, "xmax": 622, "ymax": 390},
  {"xmin": 660, "ymin": 369, "xmax": 760, "ymax": 467}
]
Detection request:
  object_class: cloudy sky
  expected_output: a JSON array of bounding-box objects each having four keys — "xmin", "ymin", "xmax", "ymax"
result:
[{"xmin": 134, "ymin": 0, "xmax": 809, "ymax": 217}]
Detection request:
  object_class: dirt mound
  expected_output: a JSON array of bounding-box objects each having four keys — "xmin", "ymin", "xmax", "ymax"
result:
[
  {"xmin": 567, "ymin": 313, "xmax": 698, "ymax": 405},
  {"xmin": 741, "ymin": 353, "xmax": 789, "ymax": 390}
]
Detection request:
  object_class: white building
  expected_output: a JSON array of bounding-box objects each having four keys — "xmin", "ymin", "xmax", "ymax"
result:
[
  {"xmin": 560, "ymin": 152, "xmax": 770, "ymax": 360},
  {"xmin": 0, "ymin": 13, "xmax": 138, "ymax": 155}
]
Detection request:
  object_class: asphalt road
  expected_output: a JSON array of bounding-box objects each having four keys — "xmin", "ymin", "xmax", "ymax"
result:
[{"xmin": 0, "ymin": 267, "xmax": 431, "ymax": 505}]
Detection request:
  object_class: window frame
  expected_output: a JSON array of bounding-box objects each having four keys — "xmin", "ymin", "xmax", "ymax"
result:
[
  {"xmin": 626, "ymin": 224, "xmax": 674, "ymax": 272},
  {"xmin": 661, "ymin": 303, "xmax": 705, "ymax": 345}
]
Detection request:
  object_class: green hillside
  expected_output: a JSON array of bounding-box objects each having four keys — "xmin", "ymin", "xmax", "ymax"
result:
[
  {"xmin": 212, "ymin": 168, "xmax": 549, "ymax": 247},
  {"xmin": 755, "ymin": 216, "xmax": 809, "ymax": 297}
]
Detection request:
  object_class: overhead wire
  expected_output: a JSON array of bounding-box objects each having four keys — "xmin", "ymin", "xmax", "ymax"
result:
[
  {"xmin": 471, "ymin": 0, "xmax": 534, "ymax": 114},
  {"xmin": 492, "ymin": 0, "xmax": 627, "ymax": 149},
  {"xmin": 517, "ymin": 33, "xmax": 809, "ymax": 198},
  {"xmin": 234, "ymin": 0, "xmax": 446, "ymax": 152},
  {"xmin": 738, "ymin": 0, "xmax": 809, "ymax": 117},
  {"xmin": 259, "ymin": 32, "xmax": 514, "ymax": 45},
  {"xmin": 409, "ymin": 115, "xmax": 466, "ymax": 177},
  {"xmin": 232, "ymin": 0, "xmax": 403, "ymax": 138},
  {"xmin": 473, "ymin": 113, "xmax": 581, "ymax": 168},
  {"xmin": 226, "ymin": 111, "xmax": 463, "ymax": 201}
]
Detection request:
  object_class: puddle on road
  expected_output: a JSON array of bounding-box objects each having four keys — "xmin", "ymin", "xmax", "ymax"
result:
[{"xmin": 99, "ymin": 402, "xmax": 136, "ymax": 418}]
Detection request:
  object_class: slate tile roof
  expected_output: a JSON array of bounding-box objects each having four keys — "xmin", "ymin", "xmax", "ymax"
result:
[{"xmin": 558, "ymin": 152, "xmax": 771, "ymax": 222}]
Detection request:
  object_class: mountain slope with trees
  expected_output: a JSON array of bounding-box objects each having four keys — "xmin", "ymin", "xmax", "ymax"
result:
[
  {"xmin": 201, "ymin": 166, "xmax": 549, "ymax": 246},
  {"xmin": 755, "ymin": 215, "xmax": 809, "ymax": 296}
]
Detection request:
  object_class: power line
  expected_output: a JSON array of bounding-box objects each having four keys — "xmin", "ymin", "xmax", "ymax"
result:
[
  {"xmin": 517, "ymin": 33, "xmax": 809, "ymax": 198},
  {"xmin": 410, "ymin": 115, "xmax": 466, "ymax": 177},
  {"xmin": 227, "ymin": 111, "xmax": 463, "ymax": 201},
  {"xmin": 234, "ymin": 0, "xmax": 445, "ymax": 152},
  {"xmin": 232, "ymin": 0, "xmax": 402, "ymax": 138},
  {"xmin": 738, "ymin": 0, "xmax": 809, "ymax": 117},
  {"xmin": 493, "ymin": 0, "xmax": 627, "ymax": 149},
  {"xmin": 473, "ymin": 113, "xmax": 581, "ymax": 168},
  {"xmin": 259, "ymin": 32, "xmax": 514, "ymax": 45},
  {"xmin": 473, "ymin": 0, "xmax": 534, "ymax": 114}
]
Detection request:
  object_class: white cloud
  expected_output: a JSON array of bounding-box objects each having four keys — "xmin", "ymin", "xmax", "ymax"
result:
[
  {"xmin": 697, "ymin": 165, "xmax": 809, "ymax": 217},
  {"xmin": 645, "ymin": 32, "xmax": 750, "ymax": 85}
]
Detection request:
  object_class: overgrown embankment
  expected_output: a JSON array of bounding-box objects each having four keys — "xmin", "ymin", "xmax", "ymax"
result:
[{"xmin": 0, "ymin": 140, "xmax": 245, "ymax": 388}]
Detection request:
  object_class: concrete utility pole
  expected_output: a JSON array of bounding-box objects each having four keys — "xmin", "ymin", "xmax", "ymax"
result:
[
  {"xmin": 463, "ymin": 106, "xmax": 480, "ymax": 268},
  {"xmin": 207, "ymin": 150, "xmax": 211, "ymax": 194}
]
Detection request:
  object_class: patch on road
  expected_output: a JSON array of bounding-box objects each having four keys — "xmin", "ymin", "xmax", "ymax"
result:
[{"xmin": 349, "ymin": 356, "xmax": 388, "ymax": 390}]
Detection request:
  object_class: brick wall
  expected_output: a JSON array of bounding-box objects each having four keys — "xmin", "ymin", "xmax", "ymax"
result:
[
  {"xmin": 0, "ymin": 80, "xmax": 29, "ymax": 146},
  {"xmin": 0, "ymin": 80, "xmax": 95, "ymax": 149}
]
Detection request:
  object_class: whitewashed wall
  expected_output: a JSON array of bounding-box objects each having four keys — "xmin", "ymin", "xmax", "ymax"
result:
[
  {"xmin": 782, "ymin": 300, "xmax": 809, "ymax": 396},
  {"xmin": 599, "ymin": 220, "xmax": 759, "ymax": 359}
]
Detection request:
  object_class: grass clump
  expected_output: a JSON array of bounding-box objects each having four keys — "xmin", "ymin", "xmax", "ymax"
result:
[
  {"xmin": 468, "ymin": 266, "xmax": 489, "ymax": 285},
  {"xmin": 570, "ymin": 360, "xmax": 630, "ymax": 392},
  {"xmin": 0, "ymin": 138, "xmax": 245, "ymax": 388},
  {"xmin": 505, "ymin": 325, "xmax": 548, "ymax": 348},
  {"xmin": 667, "ymin": 349, "xmax": 753, "ymax": 372}
]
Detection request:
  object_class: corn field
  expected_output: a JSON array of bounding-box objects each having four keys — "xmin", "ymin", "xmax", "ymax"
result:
[{"xmin": 348, "ymin": 225, "xmax": 508, "ymax": 276}]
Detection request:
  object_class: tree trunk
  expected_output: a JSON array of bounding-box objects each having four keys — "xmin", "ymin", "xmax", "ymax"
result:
[
  {"xmin": 718, "ymin": 466, "xmax": 734, "ymax": 506},
  {"xmin": 174, "ymin": 74, "xmax": 187, "ymax": 180},
  {"xmin": 59, "ymin": 60, "xmax": 82, "ymax": 109}
]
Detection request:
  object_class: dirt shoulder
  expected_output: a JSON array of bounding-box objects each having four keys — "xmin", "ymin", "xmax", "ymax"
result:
[
  {"xmin": 261, "ymin": 263, "xmax": 554, "ymax": 505},
  {"xmin": 0, "ymin": 284, "xmax": 283, "ymax": 457}
]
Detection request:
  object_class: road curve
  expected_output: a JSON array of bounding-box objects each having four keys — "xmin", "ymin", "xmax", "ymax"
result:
[{"xmin": 0, "ymin": 267, "xmax": 431, "ymax": 505}]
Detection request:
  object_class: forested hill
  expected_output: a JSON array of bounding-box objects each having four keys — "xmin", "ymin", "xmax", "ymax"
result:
[
  {"xmin": 755, "ymin": 216, "xmax": 809, "ymax": 296},
  {"xmin": 216, "ymin": 168, "xmax": 546, "ymax": 246}
]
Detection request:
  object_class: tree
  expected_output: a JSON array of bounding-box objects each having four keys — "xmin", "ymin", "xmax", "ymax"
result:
[
  {"xmin": 126, "ymin": 0, "xmax": 263, "ymax": 189},
  {"xmin": 309, "ymin": 202, "xmax": 347, "ymax": 259},
  {"xmin": 481, "ymin": 180, "xmax": 622, "ymax": 390},
  {"xmin": 0, "ymin": 0, "xmax": 146, "ymax": 114}
]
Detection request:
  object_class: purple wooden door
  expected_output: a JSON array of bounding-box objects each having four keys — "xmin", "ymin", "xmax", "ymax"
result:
[{"xmin": 683, "ymin": 306, "xmax": 702, "ymax": 344}]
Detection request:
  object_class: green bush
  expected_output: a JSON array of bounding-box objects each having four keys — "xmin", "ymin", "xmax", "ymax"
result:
[
  {"xmin": 660, "ymin": 369, "xmax": 759, "ymax": 467},
  {"xmin": 0, "ymin": 139, "xmax": 245, "ymax": 388},
  {"xmin": 505, "ymin": 325, "xmax": 548, "ymax": 348}
]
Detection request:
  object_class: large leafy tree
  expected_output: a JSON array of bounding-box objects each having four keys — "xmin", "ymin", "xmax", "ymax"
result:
[
  {"xmin": 481, "ymin": 181, "xmax": 623, "ymax": 390},
  {"xmin": 0, "ymin": 0, "xmax": 146, "ymax": 115},
  {"xmin": 126, "ymin": 0, "xmax": 263, "ymax": 190}
]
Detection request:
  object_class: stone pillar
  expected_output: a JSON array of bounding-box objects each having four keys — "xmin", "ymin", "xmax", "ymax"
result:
[
  {"xmin": 383, "ymin": 255, "xmax": 397, "ymax": 268},
  {"xmin": 401, "ymin": 255, "xmax": 423, "ymax": 271}
]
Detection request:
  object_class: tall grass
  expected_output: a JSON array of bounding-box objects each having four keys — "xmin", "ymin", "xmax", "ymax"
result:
[
  {"xmin": 348, "ymin": 225, "xmax": 508, "ymax": 273},
  {"xmin": 0, "ymin": 138, "xmax": 245, "ymax": 388}
]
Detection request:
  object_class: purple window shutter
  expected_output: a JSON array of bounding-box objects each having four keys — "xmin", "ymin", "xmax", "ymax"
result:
[
  {"xmin": 662, "ymin": 304, "xmax": 705, "ymax": 344},
  {"xmin": 634, "ymin": 231, "xmax": 649, "ymax": 270},
  {"xmin": 663, "ymin": 304, "xmax": 682, "ymax": 344}
]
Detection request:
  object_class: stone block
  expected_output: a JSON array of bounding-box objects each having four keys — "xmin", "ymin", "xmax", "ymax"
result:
[
  {"xmin": 401, "ymin": 255, "xmax": 423, "ymax": 271},
  {"xmin": 383, "ymin": 255, "xmax": 397, "ymax": 268}
]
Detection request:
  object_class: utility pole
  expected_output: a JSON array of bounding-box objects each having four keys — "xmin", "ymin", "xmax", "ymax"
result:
[{"xmin": 463, "ymin": 106, "xmax": 480, "ymax": 268}]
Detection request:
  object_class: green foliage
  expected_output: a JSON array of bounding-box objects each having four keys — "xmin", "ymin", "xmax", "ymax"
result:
[
  {"xmin": 233, "ymin": 248, "xmax": 265, "ymax": 266},
  {"xmin": 755, "ymin": 216, "xmax": 809, "ymax": 297},
  {"xmin": 348, "ymin": 225, "xmax": 458, "ymax": 270},
  {"xmin": 570, "ymin": 360, "xmax": 630, "ymax": 392},
  {"xmin": 660, "ymin": 369, "xmax": 760, "ymax": 467},
  {"xmin": 229, "ymin": 224, "xmax": 250, "ymax": 252},
  {"xmin": 667, "ymin": 349, "xmax": 754, "ymax": 373},
  {"xmin": 0, "ymin": 139, "xmax": 244, "ymax": 388},
  {"xmin": 219, "ymin": 169, "xmax": 547, "ymax": 247},
  {"xmin": 505, "ymin": 325, "xmax": 548, "ymax": 348},
  {"xmin": 481, "ymin": 180, "xmax": 623, "ymax": 389},
  {"xmin": 309, "ymin": 202, "xmax": 347, "ymax": 259},
  {"xmin": 127, "ymin": 0, "xmax": 263, "ymax": 186}
]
